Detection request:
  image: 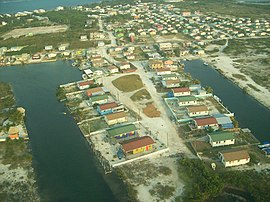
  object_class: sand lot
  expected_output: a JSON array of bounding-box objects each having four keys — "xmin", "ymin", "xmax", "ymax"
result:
[{"xmin": 2, "ymin": 25, "xmax": 68, "ymax": 40}]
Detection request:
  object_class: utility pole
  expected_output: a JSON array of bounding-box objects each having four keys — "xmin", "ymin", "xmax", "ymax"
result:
[{"xmin": 167, "ymin": 133, "xmax": 169, "ymax": 147}]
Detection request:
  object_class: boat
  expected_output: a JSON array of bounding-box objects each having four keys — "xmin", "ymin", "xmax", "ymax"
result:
[
  {"xmin": 203, "ymin": 62, "xmax": 209, "ymax": 66},
  {"xmin": 82, "ymin": 74, "xmax": 88, "ymax": 80},
  {"xmin": 258, "ymin": 142, "xmax": 270, "ymax": 149}
]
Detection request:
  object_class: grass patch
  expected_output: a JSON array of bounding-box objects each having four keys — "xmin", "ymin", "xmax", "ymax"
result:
[
  {"xmin": 112, "ymin": 74, "xmax": 143, "ymax": 92},
  {"xmin": 130, "ymin": 89, "xmax": 151, "ymax": 101},
  {"xmin": 143, "ymin": 103, "xmax": 161, "ymax": 118},
  {"xmin": 149, "ymin": 184, "xmax": 175, "ymax": 200},
  {"xmin": 247, "ymin": 83, "xmax": 261, "ymax": 91}
]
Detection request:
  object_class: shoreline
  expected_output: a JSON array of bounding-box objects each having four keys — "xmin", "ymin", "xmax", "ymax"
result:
[{"xmin": 196, "ymin": 54, "xmax": 270, "ymax": 111}]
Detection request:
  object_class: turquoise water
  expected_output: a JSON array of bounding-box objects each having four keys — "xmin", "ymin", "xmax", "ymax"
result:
[
  {"xmin": 0, "ymin": 61, "xmax": 123, "ymax": 201},
  {"xmin": 0, "ymin": 0, "xmax": 99, "ymax": 14}
]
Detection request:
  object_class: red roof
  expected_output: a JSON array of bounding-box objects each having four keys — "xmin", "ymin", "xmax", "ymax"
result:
[
  {"xmin": 99, "ymin": 102, "xmax": 118, "ymax": 111},
  {"xmin": 194, "ymin": 117, "xmax": 218, "ymax": 126},
  {"xmin": 121, "ymin": 136, "xmax": 154, "ymax": 152},
  {"xmin": 156, "ymin": 68, "xmax": 171, "ymax": 72},
  {"xmin": 173, "ymin": 87, "xmax": 190, "ymax": 93},
  {"xmin": 78, "ymin": 80, "xmax": 94, "ymax": 86}
]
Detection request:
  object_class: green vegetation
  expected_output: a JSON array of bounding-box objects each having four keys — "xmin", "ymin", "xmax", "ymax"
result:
[
  {"xmin": 149, "ymin": 184, "xmax": 175, "ymax": 200},
  {"xmin": 0, "ymin": 138, "xmax": 32, "ymax": 168},
  {"xmin": 130, "ymin": 89, "xmax": 151, "ymax": 101},
  {"xmin": 112, "ymin": 74, "xmax": 143, "ymax": 92},
  {"xmin": 232, "ymin": 74, "xmax": 248, "ymax": 81},
  {"xmin": 0, "ymin": 82, "xmax": 15, "ymax": 111},
  {"xmin": 178, "ymin": 158, "xmax": 270, "ymax": 202},
  {"xmin": 178, "ymin": 158, "xmax": 224, "ymax": 201},
  {"xmin": 56, "ymin": 86, "xmax": 66, "ymax": 101}
]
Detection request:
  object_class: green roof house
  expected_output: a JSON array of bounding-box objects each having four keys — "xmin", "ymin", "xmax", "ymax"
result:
[
  {"xmin": 107, "ymin": 124, "xmax": 137, "ymax": 140},
  {"xmin": 208, "ymin": 131, "xmax": 235, "ymax": 147}
]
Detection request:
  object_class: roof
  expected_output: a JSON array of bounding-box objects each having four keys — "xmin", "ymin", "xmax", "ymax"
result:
[
  {"xmin": 78, "ymin": 80, "xmax": 94, "ymax": 86},
  {"xmin": 90, "ymin": 94, "xmax": 108, "ymax": 102},
  {"xmin": 86, "ymin": 87, "xmax": 104, "ymax": 95},
  {"xmin": 208, "ymin": 131, "xmax": 235, "ymax": 142},
  {"xmin": 156, "ymin": 68, "xmax": 171, "ymax": 72},
  {"xmin": 99, "ymin": 102, "xmax": 118, "ymax": 111},
  {"xmin": 107, "ymin": 124, "xmax": 137, "ymax": 137},
  {"xmin": 8, "ymin": 126, "xmax": 19, "ymax": 135},
  {"xmin": 173, "ymin": 87, "xmax": 190, "ymax": 93},
  {"xmin": 178, "ymin": 96, "xmax": 197, "ymax": 102},
  {"xmin": 121, "ymin": 136, "xmax": 154, "ymax": 152},
  {"xmin": 162, "ymin": 73, "xmax": 178, "ymax": 78},
  {"xmin": 187, "ymin": 105, "xmax": 208, "ymax": 113},
  {"xmin": 220, "ymin": 150, "xmax": 250, "ymax": 162},
  {"xmin": 194, "ymin": 117, "xmax": 218, "ymax": 126},
  {"xmin": 105, "ymin": 111, "xmax": 126, "ymax": 121},
  {"xmin": 164, "ymin": 79, "xmax": 180, "ymax": 85},
  {"xmin": 213, "ymin": 114, "xmax": 233, "ymax": 125}
]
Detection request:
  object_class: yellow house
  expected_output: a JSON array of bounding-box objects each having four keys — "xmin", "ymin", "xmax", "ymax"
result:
[{"xmin": 121, "ymin": 136, "xmax": 155, "ymax": 155}]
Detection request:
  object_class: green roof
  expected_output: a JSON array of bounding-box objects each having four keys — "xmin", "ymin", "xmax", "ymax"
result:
[
  {"xmin": 107, "ymin": 124, "xmax": 137, "ymax": 137},
  {"xmin": 162, "ymin": 73, "xmax": 177, "ymax": 78},
  {"xmin": 208, "ymin": 131, "xmax": 235, "ymax": 142},
  {"xmin": 90, "ymin": 94, "xmax": 108, "ymax": 102},
  {"xmin": 178, "ymin": 96, "xmax": 197, "ymax": 102}
]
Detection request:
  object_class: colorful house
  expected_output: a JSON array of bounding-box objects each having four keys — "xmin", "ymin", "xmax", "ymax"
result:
[
  {"xmin": 77, "ymin": 80, "xmax": 94, "ymax": 90},
  {"xmin": 172, "ymin": 87, "xmax": 191, "ymax": 97},
  {"xmin": 89, "ymin": 94, "xmax": 109, "ymax": 105},
  {"xmin": 178, "ymin": 96, "xmax": 197, "ymax": 106},
  {"xmin": 149, "ymin": 59, "xmax": 164, "ymax": 69},
  {"xmin": 208, "ymin": 131, "xmax": 235, "ymax": 147},
  {"xmin": 218, "ymin": 150, "xmax": 250, "ymax": 167},
  {"xmin": 107, "ymin": 124, "xmax": 137, "ymax": 140},
  {"xmin": 121, "ymin": 136, "xmax": 155, "ymax": 155},
  {"xmin": 8, "ymin": 126, "xmax": 19, "ymax": 140},
  {"xmin": 194, "ymin": 117, "xmax": 219, "ymax": 130},
  {"xmin": 213, "ymin": 114, "xmax": 234, "ymax": 129},
  {"xmin": 85, "ymin": 87, "xmax": 108, "ymax": 97},
  {"xmin": 156, "ymin": 68, "xmax": 171, "ymax": 76},
  {"xmin": 187, "ymin": 105, "xmax": 209, "ymax": 117},
  {"xmin": 97, "ymin": 102, "xmax": 124, "ymax": 115},
  {"xmin": 104, "ymin": 111, "xmax": 127, "ymax": 126}
]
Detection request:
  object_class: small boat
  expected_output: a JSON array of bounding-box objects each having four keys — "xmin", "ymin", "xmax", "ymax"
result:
[
  {"xmin": 258, "ymin": 142, "xmax": 270, "ymax": 149},
  {"xmin": 82, "ymin": 74, "xmax": 88, "ymax": 80},
  {"xmin": 203, "ymin": 62, "xmax": 209, "ymax": 66}
]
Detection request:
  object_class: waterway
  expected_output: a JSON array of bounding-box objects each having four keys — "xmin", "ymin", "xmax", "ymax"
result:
[
  {"xmin": 0, "ymin": 61, "xmax": 123, "ymax": 201},
  {"xmin": 184, "ymin": 60, "xmax": 270, "ymax": 142},
  {"xmin": 0, "ymin": 0, "xmax": 99, "ymax": 14}
]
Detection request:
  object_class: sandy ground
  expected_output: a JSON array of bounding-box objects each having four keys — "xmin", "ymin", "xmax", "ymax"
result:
[
  {"xmin": 0, "ymin": 164, "xmax": 39, "ymax": 201},
  {"xmin": 202, "ymin": 44, "xmax": 270, "ymax": 109},
  {"xmin": 100, "ymin": 61, "xmax": 194, "ymax": 201},
  {"xmin": 2, "ymin": 25, "xmax": 68, "ymax": 40}
]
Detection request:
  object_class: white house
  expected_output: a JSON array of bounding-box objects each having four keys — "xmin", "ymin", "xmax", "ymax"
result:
[
  {"xmin": 119, "ymin": 62, "xmax": 130, "ymax": 70},
  {"xmin": 108, "ymin": 66, "xmax": 119, "ymax": 74},
  {"xmin": 178, "ymin": 96, "xmax": 198, "ymax": 106},
  {"xmin": 218, "ymin": 150, "xmax": 250, "ymax": 168},
  {"xmin": 104, "ymin": 111, "xmax": 128, "ymax": 126},
  {"xmin": 208, "ymin": 131, "xmax": 235, "ymax": 147},
  {"xmin": 194, "ymin": 117, "xmax": 218, "ymax": 130},
  {"xmin": 187, "ymin": 105, "xmax": 209, "ymax": 117},
  {"xmin": 156, "ymin": 68, "xmax": 171, "ymax": 76},
  {"xmin": 172, "ymin": 87, "xmax": 191, "ymax": 97}
]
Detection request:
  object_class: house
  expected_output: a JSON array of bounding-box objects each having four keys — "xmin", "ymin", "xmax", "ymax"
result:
[
  {"xmin": 44, "ymin": 45, "xmax": 53, "ymax": 51},
  {"xmin": 120, "ymin": 136, "xmax": 155, "ymax": 155},
  {"xmin": 108, "ymin": 66, "xmax": 119, "ymax": 74},
  {"xmin": 159, "ymin": 42, "xmax": 172, "ymax": 50},
  {"xmin": 218, "ymin": 150, "xmax": 250, "ymax": 167},
  {"xmin": 162, "ymin": 79, "xmax": 181, "ymax": 88},
  {"xmin": 58, "ymin": 44, "xmax": 69, "ymax": 51},
  {"xmin": 149, "ymin": 59, "xmax": 164, "ymax": 69},
  {"xmin": 194, "ymin": 117, "xmax": 219, "ymax": 130},
  {"xmin": 213, "ymin": 114, "xmax": 234, "ymax": 129},
  {"xmin": 104, "ymin": 111, "xmax": 127, "ymax": 126},
  {"xmin": 8, "ymin": 126, "xmax": 19, "ymax": 140},
  {"xmin": 208, "ymin": 131, "xmax": 235, "ymax": 147},
  {"xmin": 80, "ymin": 35, "xmax": 88, "ymax": 41},
  {"xmin": 178, "ymin": 96, "xmax": 197, "ymax": 106},
  {"xmin": 172, "ymin": 87, "xmax": 191, "ymax": 97},
  {"xmin": 97, "ymin": 102, "xmax": 124, "ymax": 115},
  {"xmin": 187, "ymin": 105, "xmax": 209, "ymax": 117},
  {"xmin": 77, "ymin": 80, "xmax": 94, "ymax": 90},
  {"xmin": 89, "ymin": 94, "xmax": 109, "ymax": 105},
  {"xmin": 107, "ymin": 124, "xmax": 137, "ymax": 140},
  {"xmin": 156, "ymin": 68, "xmax": 171, "ymax": 76},
  {"xmin": 161, "ymin": 74, "xmax": 178, "ymax": 81},
  {"xmin": 85, "ymin": 87, "xmax": 108, "ymax": 97},
  {"xmin": 119, "ymin": 62, "xmax": 131, "ymax": 70}
]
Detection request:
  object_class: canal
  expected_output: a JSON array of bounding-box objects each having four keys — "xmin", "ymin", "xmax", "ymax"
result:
[
  {"xmin": 0, "ymin": 61, "xmax": 122, "ymax": 202},
  {"xmin": 184, "ymin": 60, "xmax": 270, "ymax": 142}
]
